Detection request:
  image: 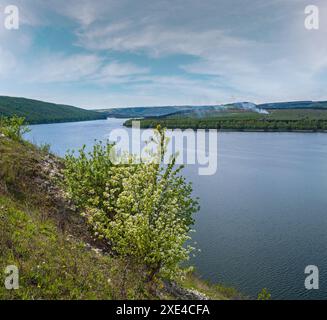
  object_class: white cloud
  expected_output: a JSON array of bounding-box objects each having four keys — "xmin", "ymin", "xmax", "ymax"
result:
[
  {"xmin": 1, "ymin": 0, "xmax": 327, "ymax": 106},
  {"xmin": 69, "ymin": 0, "xmax": 327, "ymax": 103},
  {"xmin": 94, "ymin": 61, "xmax": 149, "ymax": 83},
  {"xmin": 77, "ymin": 22, "xmax": 254, "ymax": 58},
  {"xmin": 14, "ymin": 52, "xmax": 149, "ymax": 86},
  {"xmin": 0, "ymin": 47, "xmax": 16, "ymax": 76},
  {"xmin": 28, "ymin": 53, "xmax": 102, "ymax": 83}
]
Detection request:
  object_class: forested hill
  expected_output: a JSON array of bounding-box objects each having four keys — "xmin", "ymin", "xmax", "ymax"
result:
[
  {"xmin": 0, "ymin": 96, "xmax": 107, "ymax": 124},
  {"xmin": 98, "ymin": 101, "xmax": 327, "ymax": 119}
]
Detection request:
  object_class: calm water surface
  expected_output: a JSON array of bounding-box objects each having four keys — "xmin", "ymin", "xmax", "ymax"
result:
[{"xmin": 26, "ymin": 118, "xmax": 327, "ymax": 299}]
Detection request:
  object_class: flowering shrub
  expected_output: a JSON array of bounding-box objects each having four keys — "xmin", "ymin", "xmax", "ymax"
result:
[
  {"xmin": 63, "ymin": 126, "xmax": 199, "ymax": 280},
  {"xmin": 64, "ymin": 141, "xmax": 116, "ymax": 212}
]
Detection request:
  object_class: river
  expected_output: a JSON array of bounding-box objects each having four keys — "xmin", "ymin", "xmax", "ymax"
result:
[{"xmin": 25, "ymin": 118, "xmax": 327, "ymax": 299}]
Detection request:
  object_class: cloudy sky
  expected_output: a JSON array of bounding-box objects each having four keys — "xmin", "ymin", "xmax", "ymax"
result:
[{"xmin": 0, "ymin": 0, "xmax": 326, "ymax": 109}]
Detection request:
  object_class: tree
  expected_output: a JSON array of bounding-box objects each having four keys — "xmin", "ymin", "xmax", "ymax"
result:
[
  {"xmin": 64, "ymin": 126, "xmax": 199, "ymax": 281},
  {"xmin": 0, "ymin": 115, "xmax": 30, "ymax": 141}
]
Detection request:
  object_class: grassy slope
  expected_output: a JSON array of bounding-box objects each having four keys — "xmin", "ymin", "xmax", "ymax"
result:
[
  {"xmin": 0, "ymin": 195, "xmax": 119, "ymax": 299},
  {"xmin": 125, "ymin": 109, "xmax": 327, "ymax": 131},
  {"xmin": 0, "ymin": 134, "xmax": 238, "ymax": 300},
  {"xmin": 0, "ymin": 137, "xmax": 147, "ymax": 299},
  {"xmin": 0, "ymin": 96, "xmax": 106, "ymax": 124}
]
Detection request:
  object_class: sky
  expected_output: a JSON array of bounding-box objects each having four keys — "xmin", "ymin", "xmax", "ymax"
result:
[{"xmin": 0, "ymin": 0, "xmax": 326, "ymax": 109}]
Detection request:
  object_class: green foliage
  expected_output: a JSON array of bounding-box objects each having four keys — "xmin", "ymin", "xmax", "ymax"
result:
[
  {"xmin": 63, "ymin": 126, "xmax": 199, "ymax": 280},
  {"xmin": 0, "ymin": 135, "xmax": 154, "ymax": 300},
  {"xmin": 38, "ymin": 142, "xmax": 52, "ymax": 154},
  {"xmin": 257, "ymin": 288, "xmax": 272, "ymax": 300},
  {"xmin": 63, "ymin": 141, "xmax": 115, "ymax": 211},
  {"xmin": 0, "ymin": 115, "xmax": 30, "ymax": 141}
]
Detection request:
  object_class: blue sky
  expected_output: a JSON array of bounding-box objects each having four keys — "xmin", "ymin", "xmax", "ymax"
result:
[{"xmin": 0, "ymin": 0, "xmax": 326, "ymax": 109}]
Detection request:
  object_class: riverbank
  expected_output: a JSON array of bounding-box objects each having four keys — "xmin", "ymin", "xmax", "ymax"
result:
[
  {"xmin": 123, "ymin": 119, "xmax": 327, "ymax": 132},
  {"xmin": 124, "ymin": 120, "xmax": 327, "ymax": 133},
  {"xmin": 0, "ymin": 129, "xmax": 241, "ymax": 300},
  {"xmin": 123, "ymin": 108, "xmax": 327, "ymax": 132}
]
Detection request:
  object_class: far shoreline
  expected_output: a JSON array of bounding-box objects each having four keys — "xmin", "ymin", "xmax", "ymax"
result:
[
  {"xmin": 123, "ymin": 122, "xmax": 327, "ymax": 133},
  {"xmin": 28, "ymin": 117, "xmax": 327, "ymax": 133}
]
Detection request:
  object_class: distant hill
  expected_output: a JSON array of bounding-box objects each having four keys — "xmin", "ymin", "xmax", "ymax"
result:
[
  {"xmin": 0, "ymin": 96, "xmax": 107, "ymax": 124},
  {"xmin": 257, "ymin": 101, "xmax": 327, "ymax": 109},
  {"xmin": 3, "ymin": 96, "xmax": 327, "ymax": 125},
  {"xmin": 98, "ymin": 101, "xmax": 327, "ymax": 119},
  {"xmin": 97, "ymin": 106, "xmax": 191, "ymax": 118},
  {"xmin": 98, "ymin": 105, "xmax": 242, "ymax": 118}
]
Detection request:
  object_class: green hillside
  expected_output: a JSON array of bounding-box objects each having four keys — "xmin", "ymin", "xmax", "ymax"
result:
[
  {"xmin": 0, "ymin": 118, "xmax": 241, "ymax": 300},
  {"xmin": 0, "ymin": 96, "xmax": 106, "ymax": 124},
  {"xmin": 125, "ymin": 108, "xmax": 327, "ymax": 132},
  {"xmin": 97, "ymin": 101, "xmax": 327, "ymax": 119}
]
